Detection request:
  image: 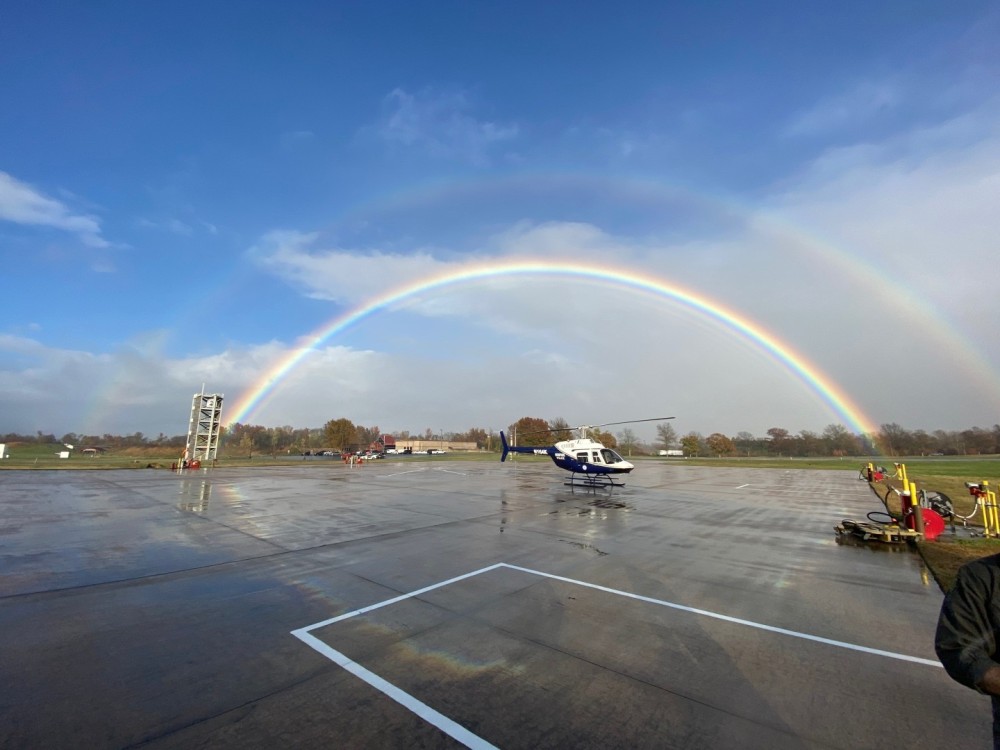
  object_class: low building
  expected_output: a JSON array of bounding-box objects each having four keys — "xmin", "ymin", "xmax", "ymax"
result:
[
  {"xmin": 370, "ymin": 434, "xmax": 397, "ymax": 453},
  {"xmin": 394, "ymin": 440, "xmax": 479, "ymax": 453}
]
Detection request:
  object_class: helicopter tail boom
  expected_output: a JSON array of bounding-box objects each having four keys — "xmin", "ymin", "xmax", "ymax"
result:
[{"xmin": 499, "ymin": 431, "xmax": 548, "ymax": 462}]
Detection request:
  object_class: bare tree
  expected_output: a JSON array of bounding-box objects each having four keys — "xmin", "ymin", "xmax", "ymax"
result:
[
  {"xmin": 617, "ymin": 428, "xmax": 638, "ymax": 456},
  {"xmin": 656, "ymin": 422, "xmax": 678, "ymax": 450}
]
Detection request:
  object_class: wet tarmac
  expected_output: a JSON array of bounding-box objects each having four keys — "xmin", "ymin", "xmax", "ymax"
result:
[{"xmin": 0, "ymin": 460, "xmax": 989, "ymax": 748}]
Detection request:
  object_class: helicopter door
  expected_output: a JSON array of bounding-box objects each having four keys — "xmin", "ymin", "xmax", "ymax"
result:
[{"xmin": 592, "ymin": 451, "xmax": 602, "ymax": 463}]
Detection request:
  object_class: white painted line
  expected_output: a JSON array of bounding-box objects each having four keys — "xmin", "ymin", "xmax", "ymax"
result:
[
  {"xmin": 436, "ymin": 468, "xmax": 467, "ymax": 476},
  {"xmin": 292, "ymin": 561, "xmax": 940, "ymax": 747},
  {"xmin": 301, "ymin": 563, "xmax": 506, "ymax": 633},
  {"xmin": 499, "ymin": 564, "xmax": 941, "ymax": 668},
  {"xmin": 735, "ymin": 483, "xmax": 750, "ymax": 489},
  {"xmin": 379, "ymin": 468, "xmax": 428, "ymax": 478},
  {"xmin": 291, "ymin": 629, "xmax": 499, "ymax": 750}
]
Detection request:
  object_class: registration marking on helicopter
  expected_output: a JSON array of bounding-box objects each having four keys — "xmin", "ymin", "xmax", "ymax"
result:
[{"xmin": 291, "ymin": 562, "xmax": 940, "ymax": 748}]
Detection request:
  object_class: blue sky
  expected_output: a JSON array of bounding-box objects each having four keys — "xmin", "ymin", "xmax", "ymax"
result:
[{"xmin": 2, "ymin": 1, "xmax": 999, "ymax": 439}]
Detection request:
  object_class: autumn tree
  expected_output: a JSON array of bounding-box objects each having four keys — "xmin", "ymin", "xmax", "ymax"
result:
[
  {"xmin": 462, "ymin": 427, "xmax": 488, "ymax": 448},
  {"xmin": 227, "ymin": 423, "xmax": 268, "ymax": 454},
  {"xmin": 680, "ymin": 432, "xmax": 704, "ymax": 456},
  {"xmin": 590, "ymin": 428, "xmax": 618, "ymax": 449},
  {"xmin": 706, "ymin": 433, "xmax": 734, "ymax": 456},
  {"xmin": 509, "ymin": 417, "xmax": 551, "ymax": 446},
  {"xmin": 549, "ymin": 417, "xmax": 574, "ymax": 442},
  {"xmin": 324, "ymin": 418, "xmax": 356, "ymax": 451}
]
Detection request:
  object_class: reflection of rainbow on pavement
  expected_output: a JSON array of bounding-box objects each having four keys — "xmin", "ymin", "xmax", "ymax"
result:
[
  {"xmin": 292, "ymin": 562, "xmax": 940, "ymax": 750},
  {"xmin": 228, "ymin": 260, "xmax": 880, "ymax": 440}
]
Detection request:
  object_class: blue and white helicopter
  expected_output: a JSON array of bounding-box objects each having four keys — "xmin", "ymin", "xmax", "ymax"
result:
[{"xmin": 499, "ymin": 417, "xmax": 674, "ymax": 489}]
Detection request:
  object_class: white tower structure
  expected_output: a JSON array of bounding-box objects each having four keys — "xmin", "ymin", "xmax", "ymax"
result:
[{"xmin": 184, "ymin": 389, "xmax": 224, "ymax": 463}]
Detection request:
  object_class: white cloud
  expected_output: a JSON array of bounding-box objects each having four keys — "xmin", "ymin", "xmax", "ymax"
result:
[
  {"xmin": 0, "ymin": 171, "xmax": 109, "ymax": 248},
  {"xmin": 768, "ymin": 108, "xmax": 1000, "ymax": 327},
  {"xmin": 246, "ymin": 99, "xmax": 1000, "ymax": 435},
  {"xmin": 8, "ymin": 67, "xmax": 1000, "ymax": 439},
  {"xmin": 784, "ymin": 80, "xmax": 902, "ymax": 137},
  {"xmin": 248, "ymin": 229, "xmax": 451, "ymax": 305},
  {"xmin": 377, "ymin": 87, "xmax": 518, "ymax": 165},
  {"xmin": 0, "ymin": 333, "xmax": 388, "ymax": 436}
]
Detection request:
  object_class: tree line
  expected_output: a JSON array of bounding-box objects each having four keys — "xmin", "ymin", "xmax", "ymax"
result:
[{"xmin": 3, "ymin": 421, "xmax": 999, "ymax": 457}]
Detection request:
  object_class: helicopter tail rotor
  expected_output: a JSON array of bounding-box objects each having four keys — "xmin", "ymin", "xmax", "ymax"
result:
[{"xmin": 500, "ymin": 431, "xmax": 510, "ymax": 462}]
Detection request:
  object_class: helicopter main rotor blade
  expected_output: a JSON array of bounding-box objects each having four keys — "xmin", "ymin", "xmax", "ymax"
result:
[
  {"xmin": 589, "ymin": 416, "xmax": 675, "ymax": 429},
  {"xmin": 511, "ymin": 416, "xmax": 674, "ymax": 438}
]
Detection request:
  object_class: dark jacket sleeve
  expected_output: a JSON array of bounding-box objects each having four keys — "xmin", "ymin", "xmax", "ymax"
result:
[{"xmin": 935, "ymin": 559, "xmax": 1000, "ymax": 691}]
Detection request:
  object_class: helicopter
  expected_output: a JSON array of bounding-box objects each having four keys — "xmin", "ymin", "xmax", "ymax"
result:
[{"xmin": 499, "ymin": 417, "xmax": 674, "ymax": 489}]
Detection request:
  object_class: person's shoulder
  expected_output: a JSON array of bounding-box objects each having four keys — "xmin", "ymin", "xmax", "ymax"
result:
[{"xmin": 957, "ymin": 552, "xmax": 1000, "ymax": 581}]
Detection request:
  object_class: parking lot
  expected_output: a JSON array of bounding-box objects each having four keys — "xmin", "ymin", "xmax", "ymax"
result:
[{"xmin": 0, "ymin": 460, "xmax": 988, "ymax": 748}]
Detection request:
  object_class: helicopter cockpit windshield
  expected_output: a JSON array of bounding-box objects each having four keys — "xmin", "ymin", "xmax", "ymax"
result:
[{"xmin": 601, "ymin": 448, "xmax": 624, "ymax": 464}]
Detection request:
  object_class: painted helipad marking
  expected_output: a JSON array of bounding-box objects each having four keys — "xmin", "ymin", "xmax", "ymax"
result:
[
  {"xmin": 293, "ymin": 564, "xmax": 504, "ymax": 750},
  {"xmin": 735, "ymin": 483, "xmax": 750, "ymax": 489},
  {"xmin": 292, "ymin": 563, "xmax": 940, "ymax": 749},
  {"xmin": 500, "ymin": 564, "xmax": 942, "ymax": 667},
  {"xmin": 378, "ymin": 468, "xmax": 428, "ymax": 477}
]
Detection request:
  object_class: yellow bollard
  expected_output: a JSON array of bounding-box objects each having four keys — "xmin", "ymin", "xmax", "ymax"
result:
[
  {"xmin": 908, "ymin": 477, "xmax": 924, "ymax": 535},
  {"xmin": 984, "ymin": 481, "xmax": 1000, "ymax": 537},
  {"xmin": 897, "ymin": 463, "xmax": 908, "ymax": 490}
]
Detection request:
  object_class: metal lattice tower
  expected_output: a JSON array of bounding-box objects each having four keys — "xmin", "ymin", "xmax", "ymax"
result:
[{"xmin": 185, "ymin": 390, "xmax": 224, "ymax": 462}]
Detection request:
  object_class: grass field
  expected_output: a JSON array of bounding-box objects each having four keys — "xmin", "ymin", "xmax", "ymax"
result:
[{"xmin": 0, "ymin": 442, "xmax": 501, "ymax": 469}]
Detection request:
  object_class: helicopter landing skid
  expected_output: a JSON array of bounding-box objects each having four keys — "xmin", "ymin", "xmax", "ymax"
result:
[{"xmin": 565, "ymin": 473, "xmax": 624, "ymax": 492}]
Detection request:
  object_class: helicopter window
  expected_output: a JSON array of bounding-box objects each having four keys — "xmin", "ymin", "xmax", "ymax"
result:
[
  {"xmin": 575, "ymin": 451, "xmax": 589, "ymax": 462},
  {"xmin": 601, "ymin": 449, "xmax": 622, "ymax": 463},
  {"xmin": 592, "ymin": 451, "xmax": 602, "ymax": 463}
]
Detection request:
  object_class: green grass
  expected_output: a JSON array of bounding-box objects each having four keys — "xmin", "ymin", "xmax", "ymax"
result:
[
  {"xmin": 0, "ymin": 443, "xmax": 506, "ymax": 470},
  {"xmin": 918, "ymin": 538, "xmax": 1000, "ymax": 592},
  {"xmin": 635, "ymin": 455, "xmax": 864, "ymax": 470}
]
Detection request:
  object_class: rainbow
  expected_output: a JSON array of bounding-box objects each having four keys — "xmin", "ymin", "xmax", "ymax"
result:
[
  {"xmin": 227, "ymin": 260, "xmax": 880, "ymax": 437},
  {"xmin": 323, "ymin": 172, "xmax": 1000, "ymax": 407}
]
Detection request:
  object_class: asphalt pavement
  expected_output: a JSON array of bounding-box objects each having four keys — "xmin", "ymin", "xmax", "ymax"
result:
[{"xmin": 0, "ymin": 459, "xmax": 988, "ymax": 748}]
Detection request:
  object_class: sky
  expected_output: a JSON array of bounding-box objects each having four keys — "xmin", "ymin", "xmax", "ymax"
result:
[{"xmin": 2, "ymin": 1, "xmax": 999, "ymax": 442}]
